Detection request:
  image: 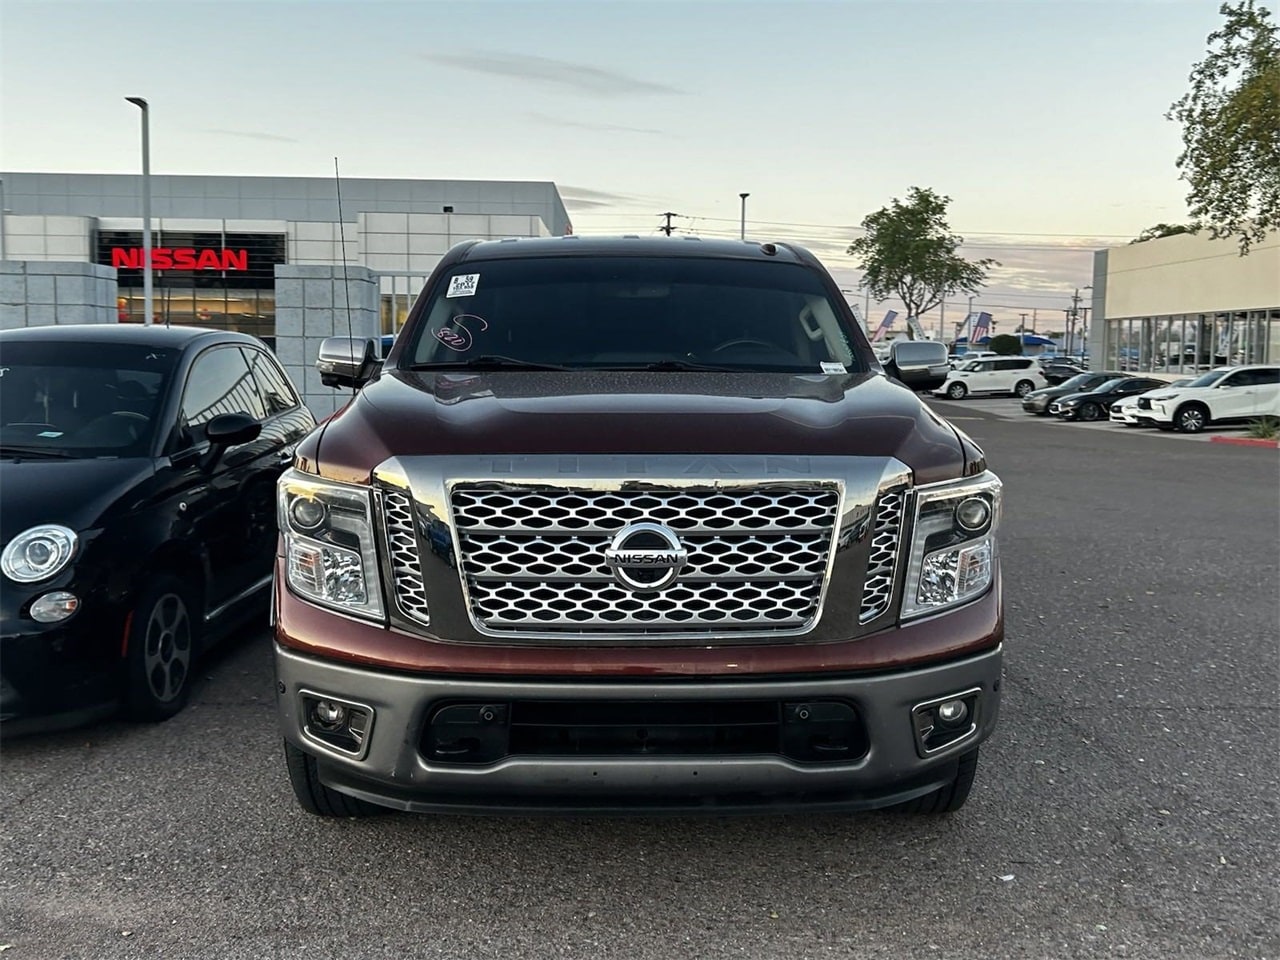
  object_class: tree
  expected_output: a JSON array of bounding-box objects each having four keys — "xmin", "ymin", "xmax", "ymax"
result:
[
  {"xmin": 846, "ymin": 187, "xmax": 998, "ymax": 339},
  {"xmin": 1129, "ymin": 222, "xmax": 1198, "ymax": 244},
  {"xmin": 989, "ymin": 334, "xmax": 1023, "ymax": 356},
  {"xmin": 1167, "ymin": 1, "xmax": 1280, "ymax": 253}
]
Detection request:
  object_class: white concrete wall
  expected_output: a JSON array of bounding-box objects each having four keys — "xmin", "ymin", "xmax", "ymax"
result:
[
  {"xmin": 273, "ymin": 264, "xmax": 380, "ymax": 419},
  {"xmin": 0, "ymin": 260, "xmax": 118, "ymax": 329},
  {"xmin": 359, "ymin": 211, "xmax": 550, "ymax": 277},
  {"xmin": 2, "ymin": 215, "xmax": 94, "ymax": 261},
  {"xmin": 1102, "ymin": 230, "xmax": 1280, "ymax": 318}
]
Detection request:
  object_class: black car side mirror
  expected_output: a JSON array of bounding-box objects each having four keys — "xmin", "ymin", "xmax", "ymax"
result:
[{"xmin": 206, "ymin": 412, "xmax": 262, "ymax": 448}]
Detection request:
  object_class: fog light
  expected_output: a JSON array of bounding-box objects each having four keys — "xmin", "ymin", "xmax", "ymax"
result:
[
  {"xmin": 937, "ymin": 699, "xmax": 968, "ymax": 726},
  {"xmin": 313, "ymin": 699, "xmax": 347, "ymax": 728},
  {"xmin": 29, "ymin": 591, "xmax": 79, "ymax": 623}
]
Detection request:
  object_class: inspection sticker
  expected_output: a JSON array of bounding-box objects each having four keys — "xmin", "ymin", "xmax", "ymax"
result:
[
  {"xmin": 820, "ymin": 362, "xmax": 847, "ymax": 374},
  {"xmin": 447, "ymin": 274, "xmax": 480, "ymax": 298}
]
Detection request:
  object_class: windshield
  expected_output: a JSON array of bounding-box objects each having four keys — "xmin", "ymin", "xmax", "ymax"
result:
[
  {"xmin": 1093, "ymin": 378, "xmax": 1129, "ymax": 392},
  {"xmin": 0, "ymin": 340, "xmax": 176, "ymax": 458},
  {"xmin": 1058, "ymin": 374, "xmax": 1093, "ymax": 390},
  {"xmin": 405, "ymin": 256, "xmax": 861, "ymax": 374},
  {"xmin": 1183, "ymin": 370, "xmax": 1229, "ymax": 388}
]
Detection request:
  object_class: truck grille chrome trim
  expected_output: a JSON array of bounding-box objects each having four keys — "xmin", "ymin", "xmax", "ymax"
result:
[
  {"xmin": 859, "ymin": 488, "xmax": 906, "ymax": 623},
  {"xmin": 382, "ymin": 489, "xmax": 431, "ymax": 625},
  {"xmin": 450, "ymin": 485, "xmax": 841, "ymax": 634}
]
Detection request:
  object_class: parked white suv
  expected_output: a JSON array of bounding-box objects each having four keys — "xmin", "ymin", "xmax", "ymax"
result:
[
  {"xmin": 1137, "ymin": 365, "xmax": 1280, "ymax": 432},
  {"xmin": 935, "ymin": 356, "xmax": 1047, "ymax": 400},
  {"xmin": 1110, "ymin": 378, "xmax": 1195, "ymax": 425}
]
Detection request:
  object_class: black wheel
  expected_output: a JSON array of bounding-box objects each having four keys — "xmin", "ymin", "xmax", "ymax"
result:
[
  {"xmin": 891, "ymin": 748, "xmax": 980, "ymax": 814},
  {"xmin": 1078, "ymin": 402, "xmax": 1102, "ymax": 422},
  {"xmin": 946, "ymin": 382, "xmax": 968, "ymax": 400},
  {"xmin": 125, "ymin": 576, "xmax": 198, "ymax": 722},
  {"xmin": 1013, "ymin": 379, "xmax": 1034, "ymax": 398},
  {"xmin": 1175, "ymin": 403, "xmax": 1208, "ymax": 433},
  {"xmin": 284, "ymin": 740, "xmax": 385, "ymax": 817}
]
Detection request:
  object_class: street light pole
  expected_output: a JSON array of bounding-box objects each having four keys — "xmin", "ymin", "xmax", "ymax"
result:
[
  {"xmin": 126, "ymin": 97, "xmax": 152, "ymax": 326},
  {"xmin": 738, "ymin": 193, "xmax": 749, "ymax": 240}
]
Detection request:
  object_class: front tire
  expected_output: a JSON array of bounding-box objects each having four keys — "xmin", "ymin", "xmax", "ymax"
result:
[
  {"xmin": 284, "ymin": 741, "xmax": 385, "ymax": 817},
  {"xmin": 892, "ymin": 748, "xmax": 980, "ymax": 814},
  {"xmin": 1175, "ymin": 403, "xmax": 1209, "ymax": 433},
  {"xmin": 946, "ymin": 382, "xmax": 968, "ymax": 400},
  {"xmin": 1078, "ymin": 402, "xmax": 1102, "ymax": 422},
  {"xmin": 125, "ymin": 577, "xmax": 198, "ymax": 722}
]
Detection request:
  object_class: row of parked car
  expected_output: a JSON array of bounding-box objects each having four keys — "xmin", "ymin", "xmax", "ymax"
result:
[{"xmin": 1021, "ymin": 366, "xmax": 1280, "ymax": 432}]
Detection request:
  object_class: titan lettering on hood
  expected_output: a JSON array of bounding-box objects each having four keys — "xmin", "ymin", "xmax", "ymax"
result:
[{"xmin": 109, "ymin": 248, "xmax": 249, "ymax": 271}]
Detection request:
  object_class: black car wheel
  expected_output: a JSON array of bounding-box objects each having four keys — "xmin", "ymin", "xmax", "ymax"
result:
[
  {"xmin": 946, "ymin": 382, "xmax": 968, "ymax": 400},
  {"xmin": 284, "ymin": 740, "xmax": 385, "ymax": 817},
  {"xmin": 1078, "ymin": 402, "xmax": 1102, "ymax": 422},
  {"xmin": 890, "ymin": 748, "xmax": 980, "ymax": 814},
  {"xmin": 1175, "ymin": 403, "xmax": 1209, "ymax": 433},
  {"xmin": 125, "ymin": 576, "xmax": 199, "ymax": 722},
  {"xmin": 1013, "ymin": 379, "xmax": 1035, "ymax": 398}
]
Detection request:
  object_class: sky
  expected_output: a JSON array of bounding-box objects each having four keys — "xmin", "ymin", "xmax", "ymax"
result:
[{"xmin": 0, "ymin": 0, "xmax": 1231, "ymax": 335}]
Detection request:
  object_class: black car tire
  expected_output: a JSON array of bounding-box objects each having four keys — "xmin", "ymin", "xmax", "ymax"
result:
[
  {"xmin": 125, "ymin": 576, "xmax": 199, "ymax": 722},
  {"xmin": 284, "ymin": 740, "xmax": 385, "ymax": 817},
  {"xmin": 1175, "ymin": 403, "xmax": 1209, "ymax": 433},
  {"xmin": 1013, "ymin": 380, "xmax": 1035, "ymax": 398},
  {"xmin": 890, "ymin": 748, "xmax": 980, "ymax": 814},
  {"xmin": 1078, "ymin": 402, "xmax": 1102, "ymax": 422},
  {"xmin": 946, "ymin": 382, "xmax": 968, "ymax": 400}
]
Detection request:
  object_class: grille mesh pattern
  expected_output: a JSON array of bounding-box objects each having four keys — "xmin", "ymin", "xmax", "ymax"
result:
[
  {"xmin": 451, "ymin": 485, "xmax": 840, "ymax": 633},
  {"xmin": 382, "ymin": 490, "xmax": 431, "ymax": 624},
  {"xmin": 859, "ymin": 488, "xmax": 906, "ymax": 623}
]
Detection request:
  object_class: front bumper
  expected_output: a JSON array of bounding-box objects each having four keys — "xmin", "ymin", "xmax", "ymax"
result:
[
  {"xmin": 0, "ymin": 616, "xmax": 123, "ymax": 735},
  {"xmin": 276, "ymin": 638, "xmax": 1003, "ymax": 814}
]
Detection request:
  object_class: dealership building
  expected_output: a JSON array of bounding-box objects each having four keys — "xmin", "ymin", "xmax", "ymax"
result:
[
  {"xmin": 1090, "ymin": 228, "xmax": 1280, "ymax": 372},
  {"xmin": 0, "ymin": 171, "xmax": 571, "ymax": 341}
]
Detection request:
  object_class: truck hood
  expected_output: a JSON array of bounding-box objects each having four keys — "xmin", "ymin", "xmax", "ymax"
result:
[{"xmin": 303, "ymin": 370, "xmax": 971, "ymax": 485}]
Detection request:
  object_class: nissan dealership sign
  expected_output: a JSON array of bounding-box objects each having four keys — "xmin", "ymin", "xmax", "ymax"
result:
[{"xmin": 108, "ymin": 247, "xmax": 250, "ymax": 271}]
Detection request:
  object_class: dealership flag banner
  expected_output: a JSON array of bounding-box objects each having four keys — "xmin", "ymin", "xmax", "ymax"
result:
[
  {"xmin": 870, "ymin": 310, "xmax": 898, "ymax": 342},
  {"xmin": 970, "ymin": 312, "xmax": 993, "ymax": 341}
]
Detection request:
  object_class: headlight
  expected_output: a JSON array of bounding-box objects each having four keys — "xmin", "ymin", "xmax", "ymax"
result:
[
  {"xmin": 2, "ymin": 525, "xmax": 78, "ymax": 583},
  {"xmin": 900, "ymin": 473, "xmax": 1001, "ymax": 620},
  {"xmin": 278, "ymin": 470, "xmax": 384, "ymax": 620},
  {"xmin": 1147, "ymin": 393, "xmax": 1178, "ymax": 402}
]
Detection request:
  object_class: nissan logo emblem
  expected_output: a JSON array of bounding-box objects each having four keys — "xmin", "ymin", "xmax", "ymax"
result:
[{"xmin": 603, "ymin": 522, "xmax": 688, "ymax": 591}]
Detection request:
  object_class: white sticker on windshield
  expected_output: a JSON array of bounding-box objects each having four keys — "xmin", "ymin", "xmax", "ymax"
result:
[
  {"xmin": 820, "ymin": 362, "xmax": 847, "ymax": 374},
  {"xmin": 447, "ymin": 274, "xmax": 480, "ymax": 298}
]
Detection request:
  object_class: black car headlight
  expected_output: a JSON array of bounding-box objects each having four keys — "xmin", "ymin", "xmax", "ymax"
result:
[
  {"xmin": 900, "ymin": 473, "xmax": 1001, "ymax": 620},
  {"xmin": 2, "ymin": 525, "xmax": 78, "ymax": 583},
  {"xmin": 278, "ymin": 469, "xmax": 384, "ymax": 620}
]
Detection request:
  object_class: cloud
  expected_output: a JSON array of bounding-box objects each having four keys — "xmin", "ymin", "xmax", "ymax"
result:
[
  {"xmin": 424, "ymin": 51, "xmax": 683, "ymax": 97},
  {"xmin": 528, "ymin": 112, "xmax": 664, "ymax": 136},
  {"xmin": 558, "ymin": 184, "xmax": 661, "ymax": 212},
  {"xmin": 202, "ymin": 129, "xmax": 299, "ymax": 144}
]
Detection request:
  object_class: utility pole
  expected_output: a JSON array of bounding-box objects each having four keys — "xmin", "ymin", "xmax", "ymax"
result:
[
  {"xmin": 938, "ymin": 299, "xmax": 945, "ymax": 342},
  {"xmin": 659, "ymin": 212, "xmax": 679, "ymax": 236},
  {"xmin": 738, "ymin": 193, "xmax": 749, "ymax": 240}
]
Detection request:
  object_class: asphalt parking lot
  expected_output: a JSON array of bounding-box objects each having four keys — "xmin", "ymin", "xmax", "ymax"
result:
[{"xmin": 2, "ymin": 410, "xmax": 1277, "ymax": 960}]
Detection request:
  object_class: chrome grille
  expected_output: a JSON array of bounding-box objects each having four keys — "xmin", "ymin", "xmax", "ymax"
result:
[
  {"xmin": 859, "ymin": 488, "xmax": 906, "ymax": 623},
  {"xmin": 450, "ymin": 485, "xmax": 840, "ymax": 634},
  {"xmin": 382, "ymin": 489, "xmax": 431, "ymax": 624}
]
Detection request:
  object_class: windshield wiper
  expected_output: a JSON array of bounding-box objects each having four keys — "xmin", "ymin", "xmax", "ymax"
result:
[
  {"xmin": 593, "ymin": 359, "xmax": 741, "ymax": 372},
  {"xmin": 0, "ymin": 444, "xmax": 76, "ymax": 460},
  {"xmin": 408, "ymin": 355, "xmax": 570, "ymax": 372}
]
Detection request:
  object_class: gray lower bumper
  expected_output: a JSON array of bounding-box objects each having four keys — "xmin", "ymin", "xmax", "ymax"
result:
[{"xmin": 275, "ymin": 644, "xmax": 1003, "ymax": 814}]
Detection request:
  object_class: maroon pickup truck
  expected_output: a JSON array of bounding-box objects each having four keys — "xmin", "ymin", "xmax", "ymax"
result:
[{"xmin": 273, "ymin": 236, "xmax": 1002, "ymax": 816}]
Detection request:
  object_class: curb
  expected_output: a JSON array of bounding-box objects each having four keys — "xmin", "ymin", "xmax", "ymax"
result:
[{"xmin": 1209, "ymin": 436, "xmax": 1279, "ymax": 449}]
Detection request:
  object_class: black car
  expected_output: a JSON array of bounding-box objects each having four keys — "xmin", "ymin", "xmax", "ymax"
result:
[
  {"xmin": 1049, "ymin": 377, "xmax": 1170, "ymax": 421},
  {"xmin": 1040, "ymin": 362, "xmax": 1088, "ymax": 386},
  {"xmin": 1021, "ymin": 371, "xmax": 1125, "ymax": 415},
  {"xmin": 0, "ymin": 325, "xmax": 315, "ymax": 734}
]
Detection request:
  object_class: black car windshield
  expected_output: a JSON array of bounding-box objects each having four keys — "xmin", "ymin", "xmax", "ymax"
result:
[
  {"xmin": 1093, "ymin": 378, "xmax": 1129, "ymax": 392},
  {"xmin": 0, "ymin": 340, "xmax": 177, "ymax": 458},
  {"xmin": 405, "ymin": 256, "xmax": 861, "ymax": 374},
  {"xmin": 1057, "ymin": 373, "xmax": 1094, "ymax": 390}
]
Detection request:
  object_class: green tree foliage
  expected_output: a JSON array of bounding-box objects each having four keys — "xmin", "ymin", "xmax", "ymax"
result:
[
  {"xmin": 989, "ymin": 334, "xmax": 1023, "ymax": 356},
  {"xmin": 1129, "ymin": 222, "xmax": 1199, "ymax": 244},
  {"xmin": 846, "ymin": 187, "xmax": 998, "ymax": 339},
  {"xmin": 1168, "ymin": 1, "xmax": 1280, "ymax": 253}
]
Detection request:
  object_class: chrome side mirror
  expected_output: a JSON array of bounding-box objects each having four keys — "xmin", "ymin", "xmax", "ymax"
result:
[{"xmin": 316, "ymin": 337, "xmax": 379, "ymax": 390}]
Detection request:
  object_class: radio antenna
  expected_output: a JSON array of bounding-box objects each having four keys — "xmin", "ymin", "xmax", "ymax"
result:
[{"xmin": 334, "ymin": 156, "xmax": 356, "ymax": 396}]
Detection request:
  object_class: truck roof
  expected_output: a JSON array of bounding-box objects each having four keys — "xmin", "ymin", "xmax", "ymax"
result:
[{"xmin": 453, "ymin": 235, "xmax": 813, "ymax": 265}]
